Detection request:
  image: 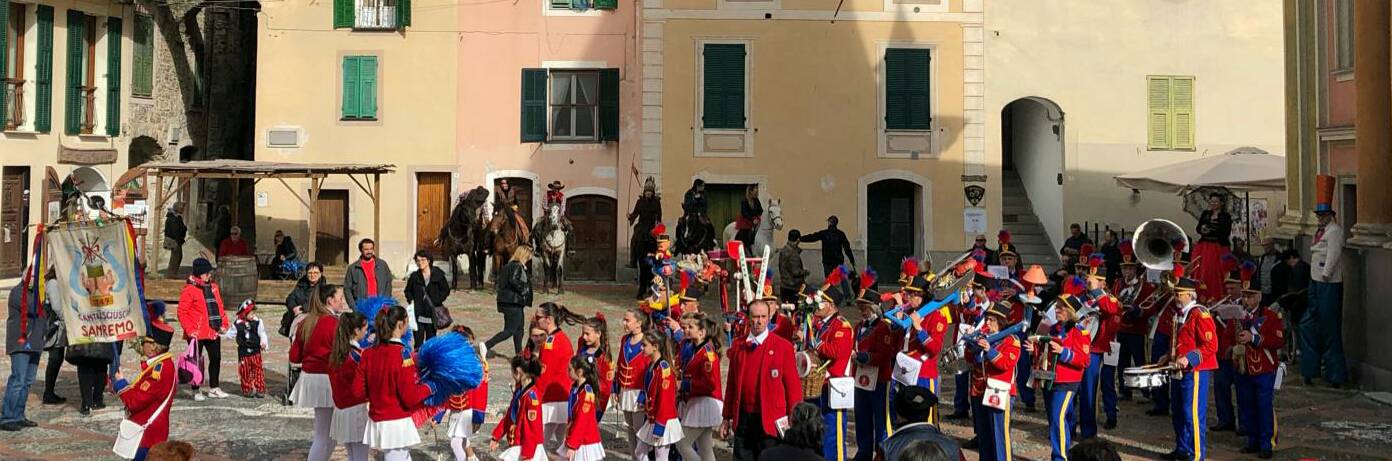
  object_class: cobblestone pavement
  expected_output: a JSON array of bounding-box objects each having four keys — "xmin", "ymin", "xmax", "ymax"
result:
[{"xmin": 2, "ymin": 284, "xmax": 1390, "ymax": 460}]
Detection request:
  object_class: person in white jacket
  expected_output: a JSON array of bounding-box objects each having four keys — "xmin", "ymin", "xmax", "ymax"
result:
[{"xmin": 1301, "ymin": 204, "xmax": 1347, "ymax": 387}]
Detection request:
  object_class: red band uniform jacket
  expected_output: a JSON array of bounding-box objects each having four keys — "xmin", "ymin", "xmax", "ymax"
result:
[
  {"xmin": 289, "ymin": 316, "xmax": 340, "ymax": 374},
  {"xmin": 724, "ymin": 333, "xmax": 801, "ymax": 437},
  {"xmin": 1172, "ymin": 303, "xmax": 1219, "ymax": 371},
  {"xmin": 566, "ymin": 384, "xmax": 602, "ymax": 449},
  {"xmin": 353, "ymin": 340, "xmax": 434, "ymax": 422},
  {"xmin": 1050, "ymin": 325, "xmax": 1091, "ymax": 384},
  {"xmin": 907, "ymin": 307, "xmax": 951, "ymax": 381},
  {"xmin": 855, "ymin": 317, "xmax": 902, "ymax": 384},
  {"xmin": 682, "ymin": 341, "xmax": 722, "ymax": 400},
  {"xmin": 814, "ymin": 314, "xmax": 855, "ymax": 380},
  {"xmin": 115, "ymin": 353, "xmax": 178, "ymax": 450},
  {"xmin": 970, "ymin": 336, "xmax": 1021, "ymax": 397},
  {"xmin": 645, "ymin": 360, "xmax": 679, "ymax": 425},
  {"xmin": 492, "ymin": 383, "xmax": 544, "ymax": 459},
  {"xmin": 537, "ymin": 330, "xmax": 575, "ymax": 404},
  {"xmin": 328, "ymin": 345, "xmax": 368, "ymax": 409},
  {"xmin": 1241, "ymin": 307, "xmax": 1285, "ymax": 375}
]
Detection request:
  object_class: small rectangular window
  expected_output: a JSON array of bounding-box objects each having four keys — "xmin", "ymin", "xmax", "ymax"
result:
[
  {"xmin": 702, "ymin": 43, "xmax": 747, "ymax": 130},
  {"xmin": 549, "ymin": 70, "xmax": 599, "ymax": 141},
  {"xmin": 884, "ymin": 48, "xmax": 931, "ymax": 131},
  {"xmin": 1334, "ymin": 0, "xmax": 1354, "ymax": 71},
  {"xmin": 356, "ymin": 0, "xmax": 397, "ymax": 29},
  {"xmin": 341, "ymin": 55, "xmax": 378, "ymax": 120},
  {"xmin": 132, "ymin": 15, "xmax": 153, "ymax": 97}
]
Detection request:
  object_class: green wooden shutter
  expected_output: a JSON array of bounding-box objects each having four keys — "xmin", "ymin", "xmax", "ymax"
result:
[
  {"xmin": 520, "ymin": 68, "xmax": 547, "ymax": 142},
  {"xmin": 359, "ymin": 56, "xmax": 377, "ymax": 119},
  {"xmin": 132, "ymin": 15, "xmax": 152, "ymax": 97},
  {"xmin": 594, "ymin": 0, "xmax": 617, "ymax": 9},
  {"xmin": 106, "ymin": 17, "xmax": 121, "ymax": 136},
  {"xmin": 885, "ymin": 48, "xmax": 930, "ymax": 130},
  {"xmin": 1171, "ymin": 76, "xmax": 1195, "ymax": 150},
  {"xmin": 599, "ymin": 68, "xmax": 619, "ymax": 141},
  {"xmin": 333, "ymin": 0, "xmax": 353, "ymax": 29},
  {"xmin": 397, "ymin": 0, "xmax": 411, "ymax": 28},
  {"xmin": 35, "ymin": 6, "xmax": 54, "ymax": 132},
  {"xmin": 341, "ymin": 56, "xmax": 360, "ymax": 119},
  {"xmin": 65, "ymin": 10, "xmax": 86, "ymax": 135},
  {"xmin": 1146, "ymin": 76, "xmax": 1171, "ymax": 150},
  {"xmin": 702, "ymin": 44, "xmax": 745, "ymax": 130},
  {"xmin": 0, "ymin": 1, "xmax": 9, "ymax": 128}
]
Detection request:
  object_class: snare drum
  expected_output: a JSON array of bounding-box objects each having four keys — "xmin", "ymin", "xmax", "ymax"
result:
[{"xmin": 1122, "ymin": 365, "xmax": 1171, "ymax": 390}]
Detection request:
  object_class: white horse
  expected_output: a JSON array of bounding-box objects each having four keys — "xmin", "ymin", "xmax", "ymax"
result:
[
  {"xmin": 723, "ymin": 198, "xmax": 784, "ymax": 257},
  {"xmin": 534, "ymin": 203, "xmax": 571, "ymax": 293}
]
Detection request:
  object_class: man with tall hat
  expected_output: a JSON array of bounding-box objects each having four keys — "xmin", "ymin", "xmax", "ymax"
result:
[
  {"xmin": 1161, "ymin": 276, "xmax": 1218, "ymax": 461},
  {"xmin": 894, "ymin": 271, "xmax": 952, "ymax": 425},
  {"xmin": 721, "ymin": 295, "xmax": 802, "ymax": 461},
  {"xmin": 628, "ymin": 177, "xmax": 663, "ymax": 269},
  {"xmin": 798, "ymin": 275, "xmax": 855, "ymax": 461},
  {"xmin": 1210, "ymin": 273, "xmax": 1247, "ymax": 433},
  {"xmin": 1078, "ymin": 254, "xmax": 1121, "ymax": 436},
  {"xmin": 967, "ymin": 301, "xmax": 1021, "ymax": 461},
  {"xmin": 1234, "ymin": 261, "xmax": 1284, "ymax": 459},
  {"xmin": 1145, "ymin": 248, "xmax": 1186, "ymax": 417},
  {"xmin": 112, "ymin": 309, "xmax": 178, "ymax": 460},
  {"xmin": 851, "ymin": 271, "xmax": 899, "ymax": 461},
  {"xmin": 1302, "ymin": 182, "xmax": 1346, "ymax": 388},
  {"xmin": 1112, "ymin": 241, "xmax": 1156, "ymax": 402}
]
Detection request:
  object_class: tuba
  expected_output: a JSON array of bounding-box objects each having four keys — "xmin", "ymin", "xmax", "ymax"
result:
[{"xmin": 1132, "ymin": 219, "xmax": 1188, "ymax": 271}]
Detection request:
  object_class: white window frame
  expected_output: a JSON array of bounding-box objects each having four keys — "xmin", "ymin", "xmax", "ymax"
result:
[
  {"xmin": 1333, "ymin": 0, "xmax": 1353, "ymax": 74},
  {"xmin": 876, "ymin": 41, "xmax": 939, "ymax": 159},
  {"xmin": 355, "ymin": 0, "xmax": 397, "ymax": 30},
  {"xmin": 694, "ymin": 38, "xmax": 753, "ymax": 158},
  {"xmin": 883, "ymin": 0, "xmax": 949, "ymax": 14},
  {"xmin": 547, "ymin": 69, "xmax": 601, "ymax": 142},
  {"xmin": 542, "ymin": 0, "xmax": 602, "ymax": 17}
]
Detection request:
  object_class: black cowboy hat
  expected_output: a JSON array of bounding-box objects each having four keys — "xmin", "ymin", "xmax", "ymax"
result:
[{"xmin": 548, "ymin": 181, "xmax": 565, "ymax": 191}]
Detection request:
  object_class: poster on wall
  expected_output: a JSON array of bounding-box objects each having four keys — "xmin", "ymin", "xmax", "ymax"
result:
[
  {"xmin": 964, "ymin": 207, "xmax": 988, "ymax": 235},
  {"xmin": 1230, "ymin": 198, "xmax": 1270, "ymax": 242},
  {"xmin": 46, "ymin": 219, "xmax": 146, "ymax": 343}
]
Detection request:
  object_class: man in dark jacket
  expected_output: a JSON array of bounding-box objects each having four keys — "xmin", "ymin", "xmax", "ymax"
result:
[
  {"xmin": 344, "ymin": 238, "xmax": 394, "ymax": 308},
  {"xmin": 4, "ymin": 279, "xmax": 45, "ymax": 431},
  {"xmin": 164, "ymin": 205, "xmax": 187, "ymax": 278},
  {"xmin": 878, "ymin": 386, "xmax": 963, "ymax": 461},
  {"xmin": 778, "ymin": 230, "xmax": 811, "ymax": 303},
  {"xmin": 800, "ymin": 215, "xmax": 856, "ymax": 273}
]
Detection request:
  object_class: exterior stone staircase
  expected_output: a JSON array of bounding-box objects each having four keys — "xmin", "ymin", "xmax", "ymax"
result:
[{"xmin": 1000, "ymin": 171, "xmax": 1058, "ymax": 268}]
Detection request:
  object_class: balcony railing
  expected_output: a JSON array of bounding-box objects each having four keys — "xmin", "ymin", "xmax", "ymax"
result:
[
  {"xmin": 356, "ymin": 5, "xmax": 396, "ymax": 29},
  {"xmin": 80, "ymin": 86, "xmax": 96, "ymax": 134},
  {"xmin": 3, "ymin": 79, "xmax": 22, "ymax": 130}
]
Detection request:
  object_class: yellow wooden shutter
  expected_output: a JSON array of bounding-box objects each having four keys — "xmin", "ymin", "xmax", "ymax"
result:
[
  {"xmin": 1147, "ymin": 76, "xmax": 1171, "ymax": 150},
  {"xmin": 1171, "ymin": 76, "xmax": 1195, "ymax": 150}
]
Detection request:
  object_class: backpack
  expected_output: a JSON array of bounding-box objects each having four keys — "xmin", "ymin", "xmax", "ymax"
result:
[{"xmin": 175, "ymin": 338, "xmax": 205, "ymax": 387}]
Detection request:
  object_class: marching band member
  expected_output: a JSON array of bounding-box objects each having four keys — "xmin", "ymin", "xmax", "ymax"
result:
[
  {"xmin": 533, "ymin": 303, "xmax": 582, "ymax": 458},
  {"xmin": 443, "ymin": 326, "xmax": 488, "ymax": 461},
  {"xmin": 1079, "ymin": 254, "xmax": 1121, "ymax": 436},
  {"xmin": 899, "ymin": 273, "xmax": 951, "ymax": 425},
  {"xmin": 327, "ymin": 312, "xmax": 369, "ymax": 461},
  {"xmin": 616, "ymin": 309, "xmax": 653, "ymax": 454},
  {"xmin": 1235, "ymin": 263, "xmax": 1283, "ymax": 460},
  {"xmin": 1028, "ymin": 294, "xmax": 1091, "ymax": 461},
  {"xmin": 1112, "ymin": 245, "xmax": 1155, "ymax": 402},
  {"xmin": 968, "ymin": 301, "xmax": 1021, "ymax": 461},
  {"xmin": 1015, "ymin": 265, "xmax": 1050, "ymax": 413},
  {"xmin": 676, "ymin": 314, "xmax": 724, "ymax": 461},
  {"xmin": 289, "ymin": 285, "xmax": 343, "ymax": 461},
  {"xmin": 1161, "ymin": 277, "xmax": 1219, "ymax": 461},
  {"xmin": 491, "ymin": 356, "xmax": 545, "ymax": 461},
  {"xmin": 852, "ymin": 279, "xmax": 899, "ymax": 461},
  {"xmin": 112, "ymin": 312, "xmax": 178, "ymax": 461},
  {"xmin": 565, "ymin": 356, "xmax": 605, "ymax": 461},
  {"xmin": 638, "ymin": 331, "xmax": 682, "ymax": 461},
  {"xmin": 1145, "ymin": 255, "xmax": 1186, "ymax": 418},
  {"xmin": 721, "ymin": 298, "xmax": 801, "ymax": 461},
  {"xmin": 1211, "ymin": 274, "xmax": 1245, "ymax": 434},
  {"xmin": 950, "ymin": 269, "xmax": 991, "ymax": 423},
  {"xmin": 356, "ymin": 305, "xmax": 434, "ymax": 460},
  {"xmin": 800, "ymin": 282, "xmax": 854, "ymax": 461},
  {"xmin": 576, "ymin": 314, "xmax": 614, "ymax": 423}
]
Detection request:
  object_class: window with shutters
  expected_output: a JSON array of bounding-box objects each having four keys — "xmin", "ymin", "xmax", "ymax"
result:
[
  {"xmin": 1146, "ymin": 75, "xmax": 1195, "ymax": 151},
  {"xmin": 700, "ymin": 42, "xmax": 747, "ymax": 130},
  {"xmin": 549, "ymin": 70, "xmax": 599, "ymax": 141},
  {"xmin": 355, "ymin": 0, "xmax": 397, "ymax": 29},
  {"xmin": 3, "ymin": 2, "xmax": 28, "ymax": 130},
  {"xmin": 340, "ymin": 55, "xmax": 379, "ymax": 121},
  {"xmin": 520, "ymin": 67, "xmax": 619, "ymax": 143},
  {"xmin": 77, "ymin": 13, "xmax": 97, "ymax": 134},
  {"xmin": 132, "ymin": 14, "xmax": 152, "ymax": 98},
  {"xmin": 883, "ymin": 47, "xmax": 932, "ymax": 131}
]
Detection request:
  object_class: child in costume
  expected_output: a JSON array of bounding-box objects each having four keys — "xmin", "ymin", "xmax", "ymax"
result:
[
  {"xmin": 354, "ymin": 305, "xmax": 434, "ymax": 460},
  {"xmin": 445, "ymin": 326, "xmax": 489, "ymax": 461},
  {"xmin": 491, "ymin": 356, "xmax": 545, "ymax": 461},
  {"xmin": 112, "ymin": 309, "xmax": 178, "ymax": 461},
  {"xmin": 289, "ymin": 284, "xmax": 343, "ymax": 461},
  {"xmin": 327, "ymin": 312, "xmax": 369, "ymax": 461},
  {"xmin": 226, "ymin": 300, "xmax": 268, "ymax": 398},
  {"xmin": 637, "ymin": 330, "xmax": 683, "ymax": 461},
  {"xmin": 615, "ymin": 308, "xmax": 653, "ymax": 452},
  {"xmin": 576, "ymin": 314, "xmax": 614, "ymax": 422},
  {"xmin": 565, "ymin": 356, "xmax": 605, "ymax": 461}
]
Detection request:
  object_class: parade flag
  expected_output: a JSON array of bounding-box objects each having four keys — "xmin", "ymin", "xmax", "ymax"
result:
[{"xmin": 46, "ymin": 219, "xmax": 146, "ymax": 343}]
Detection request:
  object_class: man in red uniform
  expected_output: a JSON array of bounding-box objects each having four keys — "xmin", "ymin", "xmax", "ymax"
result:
[
  {"xmin": 1234, "ymin": 264, "xmax": 1283, "ymax": 459},
  {"xmin": 1146, "ymin": 267, "xmax": 1182, "ymax": 417},
  {"xmin": 1079, "ymin": 255, "xmax": 1121, "ymax": 436},
  {"xmin": 113, "ymin": 315, "xmax": 178, "ymax": 461},
  {"xmin": 1112, "ymin": 253, "xmax": 1155, "ymax": 401},
  {"xmin": 721, "ymin": 298, "xmax": 801, "ymax": 461},
  {"xmin": 800, "ymin": 285, "xmax": 854, "ymax": 461},
  {"xmin": 1162, "ymin": 277, "xmax": 1218, "ymax": 461},
  {"xmin": 852, "ymin": 286, "xmax": 899, "ymax": 461},
  {"xmin": 897, "ymin": 274, "xmax": 951, "ymax": 425},
  {"xmin": 968, "ymin": 301, "xmax": 1020, "ymax": 461},
  {"xmin": 1210, "ymin": 275, "xmax": 1246, "ymax": 433}
]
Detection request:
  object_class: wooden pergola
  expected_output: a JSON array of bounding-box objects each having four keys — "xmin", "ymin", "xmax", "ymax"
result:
[{"xmin": 141, "ymin": 160, "xmax": 396, "ymax": 272}]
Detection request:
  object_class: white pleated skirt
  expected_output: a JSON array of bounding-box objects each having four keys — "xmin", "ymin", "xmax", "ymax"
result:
[
  {"xmin": 498, "ymin": 445, "xmax": 549, "ymax": 461},
  {"xmin": 330, "ymin": 403, "xmax": 368, "ymax": 444},
  {"xmin": 363, "ymin": 417, "xmax": 421, "ymax": 450},
  {"xmin": 679, "ymin": 396, "xmax": 723, "ymax": 428},
  {"xmin": 638, "ymin": 417, "xmax": 684, "ymax": 447},
  {"xmin": 616, "ymin": 389, "xmax": 643, "ymax": 413},
  {"xmin": 568, "ymin": 443, "xmax": 606, "ymax": 461},
  {"xmin": 291, "ymin": 373, "xmax": 335, "ymax": 409},
  {"xmin": 541, "ymin": 401, "xmax": 569, "ymax": 425},
  {"xmin": 447, "ymin": 409, "xmax": 475, "ymax": 439}
]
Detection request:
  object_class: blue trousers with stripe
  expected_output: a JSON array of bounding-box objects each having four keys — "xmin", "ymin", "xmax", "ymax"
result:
[
  {"xmin": 1079, "ymin": 352, "xmax": 1117, "ymax": 438},
  {"xmin": 1236, "ymin": 372, "xmax": 1278, "ymax": 452},
  {"xmin": 953, "ymin": 371, "xmax": 971, "ymax": 415},
  {"xmin": 1015, "ymin": 347, "xmax": 1036, "ymax": 408},
  {"xmin": 1150, "ymin": 334, "xmax": 1171, "ymax": 413},
  {"xmin": 1214, "ymin": 360, "xmax": 1238, "ymax": 428},
  {"xmin": 820, "ymin": 391, "xmax": 848, "ymax": 461},
  {"xmin": 1045, "ymin": 383, "xmax": 1079, "ymax": 461},
  {"xmin": 971, "ymin": 398, "xmax": 1013, "ymax": 461},
  {"xmin": 914, "ymin": 377, "xmax": 940, "ymax": 425},
  {"xmin": 1170, "ymin": 370, "xmax": 1211, "ymax": 460},
  {"xmin": 852, "ymin": 384, "xmax": 891, "ymax": 461}
]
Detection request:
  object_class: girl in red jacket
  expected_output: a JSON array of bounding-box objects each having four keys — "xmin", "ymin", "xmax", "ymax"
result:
[
  {"xmin": 355, "ymin": 306, "xmax": 434, "ymax": 460},
  {"xmin": 445, "ymin": 326, "xmax": 488, "ymax": 461},
  {"xmin": 637, "ymin": 330, "xmax": 683, "ymax": 461},
  {"xmin": 288, "ymin": 284, "xmax": 343, "ymax": 461},
  {"xmin": 676, "ymin": 314, "xmax": 723, "ymax": 461},
  {"xmin": 327, "ymin": 311, "xmax": 369, "ymax": 461},
  {"xmin": 492, "ymin": 356, "xmax": 546, "ymax": 461},
  {"xmin": 565, "ymin": 356, "xmax": 605, "ymax": 461},
  {"xmin": 615, "ymin": 309, "xmax": 652, "ymax": 452},
  {"xmin": 576, "ymin": 314, "xmax": 613, "ymax": 422},
  {"xmin": 534, "ymin": 302, "xmax": 584, "ymax": 458}
]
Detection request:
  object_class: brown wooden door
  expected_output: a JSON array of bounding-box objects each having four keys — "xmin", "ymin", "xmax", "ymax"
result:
[
  {"xmin": 1, "ymin": 168, "xmax": 30, "ymax": 278},
  {"xmin": 416, "ymin": 173, "xmax": 451, "ymax": 256},
  {"xmin": 565, "ymin": 195, "xmax": 617, "ymax": 280},
  {"xmin": 495, "ymin": 177, "xmax": 533, "ymax": 227},
  {"xmin": 314, "ymin": 190, "xmax": 350, "ymax": 265}
]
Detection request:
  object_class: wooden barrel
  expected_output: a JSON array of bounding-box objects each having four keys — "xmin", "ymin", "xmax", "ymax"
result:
[{"xmin": 217, "ymin": 256, "xmax": 259, "ymax": 307}]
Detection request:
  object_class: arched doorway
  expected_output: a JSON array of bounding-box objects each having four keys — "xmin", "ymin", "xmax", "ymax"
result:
[
  {"xmin": 494, "ymin": 177, "xmax": 534, "ymax": 228},
  {"xmin": 866, "ymin": 179, "xmax": 919, "ymax": 281},
  {"xmin": 565, "ymin": 194, "xmax": 617, "ymax": 280},
  {"xmin": 129, "ymin": 136, "xmax": 163, "ymax": 168},
  {"xmin": 1001, "ymin": 97, "xmax": 1066, "ymax": 263},
  {"xmin": 71, "ymin": 167, "xmax": 111, "ymax": 210}
]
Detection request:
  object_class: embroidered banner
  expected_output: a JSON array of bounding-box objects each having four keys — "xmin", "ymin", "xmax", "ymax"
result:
[{"xmin": 47, "ymin": 219, "xmax": 146, "ymax": 343}]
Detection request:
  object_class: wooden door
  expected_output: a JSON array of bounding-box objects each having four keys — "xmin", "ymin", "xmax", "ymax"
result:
[
  {"xmin": 495, "ymin": 177, "xmax": 534, "ymax": 227},
  {"xmin": 565, "ymin": 195, "xmax": 617, "ymax": 280},
  {"xmin": 416, "ymin": 173, "xmax": 451, "ymax": 256},
  {"xmin": 1, "ymin": 168, "xmax": 29, "ymax": 278},
  {"xmin": 704, "ymin": 183, "xmax": 748, "ymax": 237},
  {"xmin": 314, "ymin": 190, "xmax": 350, "ymax": 265},
  {"xmin": 867, "ymin": 179, "xmax": 916, "ymax": 284}
]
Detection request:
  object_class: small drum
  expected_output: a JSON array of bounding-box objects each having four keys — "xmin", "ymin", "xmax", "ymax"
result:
[
  {"xmin": 796, "ymin": 351, "xmax": 827, "ymax": 400},
  {"xmin": 1123, "ymin": 365, "xmax": 1172, "ymax": 390}
]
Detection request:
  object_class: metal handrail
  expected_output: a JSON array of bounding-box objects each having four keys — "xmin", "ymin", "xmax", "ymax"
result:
[
  {"xmin": 79, "ymin": 86, "xmax": 97, "ymax": 133},
  {"xmin": 2, "ymin": 79, "xmax": 23, "ymax": 130}
]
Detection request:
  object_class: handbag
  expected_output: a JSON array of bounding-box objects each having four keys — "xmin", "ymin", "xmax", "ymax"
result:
[
  {"xmin": 892, "ymin": 352, "xmax": 923, "ymax": 386},
  {"xmin": 162, "ymin": 238, "xmax": 178, "ymax": 250},
  {"xmin": 430, "ymin": 294, "xmax": 453, "ymax": 330},
  {"xmin": 113, "ymin": 379, "xmax": 176, "ymax": 459},
  {"xmin": 175, "ymin": 339, "xmax": 205, "ymax": 387},
  {"xmin": 853, "ymin": 363, "xmax": 880, "ymax": 392},
  {"xmin": 982, "ymin": 378, "xmax": 1012, "ymax": 411},
  {"xmin": 827, "ymin": 358, "xmax": 855, "ymax": 410}
]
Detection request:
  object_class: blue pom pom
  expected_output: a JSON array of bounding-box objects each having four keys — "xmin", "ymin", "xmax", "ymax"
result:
[
  {"xmin": 416, "ymin": 333, "xmax": 484, "ymax": 407},
  {"xmin": 355, "ymin": 295, "xmax": 401, "ymax": 326}
]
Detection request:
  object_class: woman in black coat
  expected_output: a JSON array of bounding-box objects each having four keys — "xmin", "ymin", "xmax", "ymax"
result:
[
  {"xmin": 281, "ymin": 263, "xmax": 325, "ymax": 337},
  {"xmin": 405, "ymin": 251, "xmax": 450, "ymax": 346},
  {"xmin": 484, "ymin": 245, "xmax": 534, "ymax": 356},
  {"xmin": 64, "ymin": 339, "xmax": 115, "ymax": 415}
]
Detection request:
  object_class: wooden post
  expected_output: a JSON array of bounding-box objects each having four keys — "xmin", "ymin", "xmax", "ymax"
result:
[
  {"xmin": 308, "ymin": 178, "xmax": 321, "ymax": 265},
  {"xmin": 372, "ymin": 174, "xmax": 381, "ymax": 245},
  {"xmin": 231, "ymin": 178, "xmax": 241, "ymax": 228},
  {"xmin": 149, "ymin": 174, "xmax": 165, "ymax": 277}
]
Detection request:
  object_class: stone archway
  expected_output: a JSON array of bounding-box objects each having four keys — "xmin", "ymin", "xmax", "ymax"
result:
[
  {"xmin": 1002, "ymin": 97, "xmax": 1067, "ymax": 260},
  {"xmin": 129, "ymin": 136, "xmax": 163, "ymax": 169}
]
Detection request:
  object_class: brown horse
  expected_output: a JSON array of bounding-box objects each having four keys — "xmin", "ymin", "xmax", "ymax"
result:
[
  {"xmin": 488, "ymin": 206, "xmax": 531, "ymax": 286},
  {"xmin": 435, "ymin": 186, "xmax": 491, "ymax": 289}
]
